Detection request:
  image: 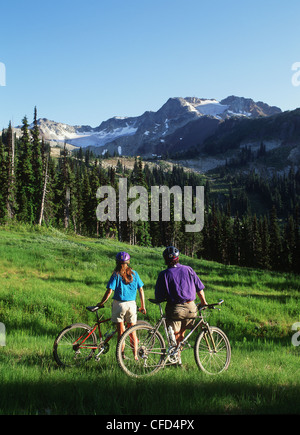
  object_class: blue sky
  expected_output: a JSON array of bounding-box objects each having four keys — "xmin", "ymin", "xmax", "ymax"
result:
[{"xmin": 0, "ymin": 0, "xmax": 299, "ymax": 129}]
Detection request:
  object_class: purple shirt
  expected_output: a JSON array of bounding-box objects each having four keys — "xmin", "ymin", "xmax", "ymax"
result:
[{"xmin": 155, "ymin": 263, "xmax": 205, "ymax": 304}]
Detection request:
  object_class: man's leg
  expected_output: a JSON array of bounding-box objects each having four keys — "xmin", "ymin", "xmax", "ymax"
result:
[{"xmin": 175, "ymin": 328, "xmax": 186, "ymax": 344}]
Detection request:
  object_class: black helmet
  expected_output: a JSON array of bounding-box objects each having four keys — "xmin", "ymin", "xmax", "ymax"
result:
[{"xmin": 163, "ymin": 246, "xmax": 180, "ymax": 260}]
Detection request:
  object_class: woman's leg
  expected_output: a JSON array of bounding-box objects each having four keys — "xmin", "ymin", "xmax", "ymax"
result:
[{"xmin": 127, "ymin": 322, "xmax": 138, "ymax": 360}]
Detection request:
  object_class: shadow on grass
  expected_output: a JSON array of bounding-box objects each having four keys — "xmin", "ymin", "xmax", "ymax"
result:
[{"xmin": 1, "ymin": 364, "xmax": 299, "ymax": 415}]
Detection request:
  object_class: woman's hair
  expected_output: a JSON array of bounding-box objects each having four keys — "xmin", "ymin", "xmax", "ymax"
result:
[{"xmin": 114, "ymin": 261, "xmax": 135, "ymax": 284}]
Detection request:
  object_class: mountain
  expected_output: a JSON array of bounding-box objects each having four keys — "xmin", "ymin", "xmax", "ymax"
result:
[{"xmin": 18, "ymin": 95, "xmax": 281, "ymax": 158}]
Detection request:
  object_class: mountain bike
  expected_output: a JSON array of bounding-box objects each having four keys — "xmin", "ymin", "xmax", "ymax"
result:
[
  {"xmin": 53, "ymin": 305, "xmax": 150, "ymax": 367},
  {"xmin": 116, "ymin": 298, "xmax": 231, "ymax": 378}
]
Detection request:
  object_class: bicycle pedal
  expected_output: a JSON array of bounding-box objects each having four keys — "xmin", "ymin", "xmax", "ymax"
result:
[{"xmin": 95, "ymin": 343, "xmax": 109, "ymax": 360}]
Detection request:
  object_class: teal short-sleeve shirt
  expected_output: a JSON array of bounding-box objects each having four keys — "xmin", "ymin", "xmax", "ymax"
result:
[{"xmin": 107, "ymin": 270, "xmax": 144, "ymax": 301}]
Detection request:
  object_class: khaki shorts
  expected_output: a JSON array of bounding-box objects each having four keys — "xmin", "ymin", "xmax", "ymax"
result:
[
  {"xmin": 111, "ymin": 300, "xmax": 137, "ymax": 324},
  {"xmin": 165, "ymin": 301, "xmax": 197, "ymax": 333}
]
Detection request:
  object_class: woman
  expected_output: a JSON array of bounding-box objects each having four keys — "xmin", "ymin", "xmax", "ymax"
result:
[{"xmin": 97, "ymin": 251, "xmax": 146, "ymax": 346}]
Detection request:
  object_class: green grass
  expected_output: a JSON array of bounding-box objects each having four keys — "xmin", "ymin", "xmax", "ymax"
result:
[{"xmin": 0, "ymin": 223, "xmax": 300, "ymax": 415}]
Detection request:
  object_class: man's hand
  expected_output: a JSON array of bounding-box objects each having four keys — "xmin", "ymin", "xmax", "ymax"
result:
[{"xmin": 138, "ymin": 307, "xmax": 146, "ymax": 315}]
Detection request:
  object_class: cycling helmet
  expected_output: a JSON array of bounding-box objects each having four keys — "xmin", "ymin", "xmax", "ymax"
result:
[
  {"xmin": 163, "ymin": 246, "xmax": 180, "ymax": 260},
  {"xmin": 116, "ymin": 251, "xmax": 130, "ymax": 263}
]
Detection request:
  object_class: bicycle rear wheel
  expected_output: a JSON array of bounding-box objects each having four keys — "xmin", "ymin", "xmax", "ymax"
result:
[
  {"xmin": 136, "ymin": 320, "xmax": 151, "ymax": 327},
  {"xmin": 53, "ymin": 323, "xmax": 97, "ymax": 367},
  {"xmin": 194, "ymin": 326, "xmax": 231, "ymax": 375},
  {"xmin": 116, "ymin": 324, "xmax": 166, "ymax": 378}
]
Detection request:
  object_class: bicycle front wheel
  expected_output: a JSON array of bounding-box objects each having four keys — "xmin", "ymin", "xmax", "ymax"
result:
[
  {"xmin": 194, "ymin": 326, "xmax": 231, "ymax": 375},
  {"xmin": 53, "ymin": 323, "xmax": 97, "ymax": 367},
  {"xmin": 116, "ymin": 324, "xmax": 166, "ymax": 378}
]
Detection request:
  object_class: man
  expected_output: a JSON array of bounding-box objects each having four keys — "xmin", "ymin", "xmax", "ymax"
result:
[{"xmin": 155, "ymin": 246, "xmax": 207, "ymax": 345}]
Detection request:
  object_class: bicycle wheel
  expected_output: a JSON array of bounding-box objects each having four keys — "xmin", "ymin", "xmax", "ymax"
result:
[
  {"xmin": 194, "ymin": 326, "xmax": 231, "ymax": 375},
  {"xmin": 116, "ymin": 324, "xmax": 166, "ymax": 378},
  {"xmin": 136, "ymin": 320, "xmax": 152, "ymax": 327},
  {"xmin": 53, "ymin": 323, "xmax": 97, "ymax": 367}
]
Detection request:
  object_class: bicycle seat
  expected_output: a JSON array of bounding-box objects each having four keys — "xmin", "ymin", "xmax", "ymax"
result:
[
  {"xmin": 148, "ymin": 298, "xmax": 165, "ymax": 304},
  {"xmin": 86, "ymin": 306, "xmax": 101, "ymax": 312}
]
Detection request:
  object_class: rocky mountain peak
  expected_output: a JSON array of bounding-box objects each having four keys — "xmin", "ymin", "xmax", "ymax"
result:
[
  {"xmin": 11, "ymin": 95, "xmax": 284, "ymax": 159},
  {"xmin": 220, "ymin": 95, "xmax": 282, "ymax": 117}
]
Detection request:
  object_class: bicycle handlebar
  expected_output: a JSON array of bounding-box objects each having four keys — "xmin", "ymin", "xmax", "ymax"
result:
[
  {"xmin": 198, "ymin": 299, "xmax": 224, "ymax": 311},
  {"xmin": 86, "ymin": 305, "xmax": 146, "ymax": 313},
  {"xmin": 148, "ymin": 298, "xmax": 224, "ymax": 310},
  {"xmin": 86, "ymin": 306, "xmax": 102, "ymax": 312}
]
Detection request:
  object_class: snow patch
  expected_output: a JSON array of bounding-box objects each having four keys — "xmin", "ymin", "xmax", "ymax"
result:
[
  {"xmin": 54, "ymin": 123, "xmax": 138, "ymax": 148},
  {"xmin": 194, "ymin": 100, "xmax": 229, "ymax": 117}
]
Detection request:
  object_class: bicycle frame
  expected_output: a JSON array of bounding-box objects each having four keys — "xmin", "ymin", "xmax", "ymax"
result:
[
  {"xmin": 149, "ymin": 300, "xmax": 222, "ymax": 364},
  {"xmin": 74, "ymin": 306, "xmax": 146, "ymax": 358},
  {"xmin": 75, "ymin": 311, "xmax": 117, "ymax": 353}
]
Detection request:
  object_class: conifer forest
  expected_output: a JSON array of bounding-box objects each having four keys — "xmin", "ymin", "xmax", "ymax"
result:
[{"xmin": 0, "ymin": 109, "xmax": 299, "ymax": 274}]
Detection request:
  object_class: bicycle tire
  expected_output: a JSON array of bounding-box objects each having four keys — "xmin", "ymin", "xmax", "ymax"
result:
[
  {"xmin": 53, "ymin": 323, "xmax": 97, "ymax": 367},
  {"xmin": 136, "ymin": 320, "xmax": 152, "ymax": 327},
  {"xmin": 116, "ymin": 324, "xmax": 166, "ymax": 378},
  {"xmin": 194, "ymin": 326, "xmax": 231, "ymax": 375}
]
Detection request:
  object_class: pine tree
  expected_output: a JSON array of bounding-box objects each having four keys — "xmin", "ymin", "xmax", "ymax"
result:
[
  {"xmin": 251, "ymin": 215, "xmax": 263, "ymax": 268},
  {"xmin": 0, "ymin": 136, "xmax": 8, "ymax": 221},
  {"xmin": 42, "ymin": 157, "xmax": 57, "ymax": 225},
  {"xmin": 5, "ymin": 122, "xmax": 17, "ymax": 219},
  {"xmin": 55, "ymin": 145, "xmax": 75, "ymax": 229},
  {"xmin": 129, "ymin": 158, "xmax": 151, "ymax": 246},
  {"xmin": 89, "ymin": 160, "xmax": 100, "ymax": 235},
  {"xmin": 259, "ymin": 216, "xmax": 271, "ymax": 269},
  {"xmin": 283, "ymin": 215, "xmax": 296, "ymax": 271},
  {"xmin": 269, "ymin": 206, "xmax": 282, "ymax": 270},
  {"xmin": 16, "ymin": 116, "xmax": 35, "ymax": 223},
  {"xmin": 31, "ymin": 107, "xmax": 43, "ymax": 223},
  {"xmin": 232, "ymin": 214, "xmax": 242, "ymax": 265}
]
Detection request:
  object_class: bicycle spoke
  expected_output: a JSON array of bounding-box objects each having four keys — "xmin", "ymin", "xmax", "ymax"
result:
[
  {"xmin": 116, "ymin": 325, "xmax": 166, "ymax": 378},
  {"xmin": 53, "ymin": 324, "xmax": 97, "ymax": 367},
  {"xmin": 194, "ymin": 327, "xmax": 231, "ymax": 375}
]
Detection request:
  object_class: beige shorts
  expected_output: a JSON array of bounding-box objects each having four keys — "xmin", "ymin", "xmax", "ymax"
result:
[
  {"xmin": 111, "ymin": 300, "xmax": 137, "ymax": 324},
  {"xmin": 165, "ymin": 301, "xmax": 197, "ymax": 333}
]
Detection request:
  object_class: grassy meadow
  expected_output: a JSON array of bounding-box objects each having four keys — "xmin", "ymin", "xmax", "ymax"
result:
[{"xmin": 0, "ymin": 223, "xmax": 299, "ymax": 415}]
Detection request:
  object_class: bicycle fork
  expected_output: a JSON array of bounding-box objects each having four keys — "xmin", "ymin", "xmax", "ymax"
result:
[{"xmin": 202, "ymin": 324, "xmax": 217, "ymax": 353}]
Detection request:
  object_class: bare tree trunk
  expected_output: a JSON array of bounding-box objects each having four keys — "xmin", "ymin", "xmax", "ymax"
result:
[
  {"xmin": 39, "ymin": 157, "xmax": 48, "ymax": 226},
  {"xmin": 64, "ymin": 187, "xmax": 70, "ymax": 229}
]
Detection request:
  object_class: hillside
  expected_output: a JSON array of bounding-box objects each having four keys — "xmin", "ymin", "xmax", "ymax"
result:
[{"xmin": 0, "ymin": 225, "xmax": 299, "ymax": 415}]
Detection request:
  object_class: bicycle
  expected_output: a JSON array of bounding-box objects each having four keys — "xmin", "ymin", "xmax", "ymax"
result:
[
  {"xmin": 116, "ymin": 298, "xmax": 231, "ymax": 378},
  {"xmin": 53, "ymin": 305, "xmax": 150, "ymax": 367}
]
